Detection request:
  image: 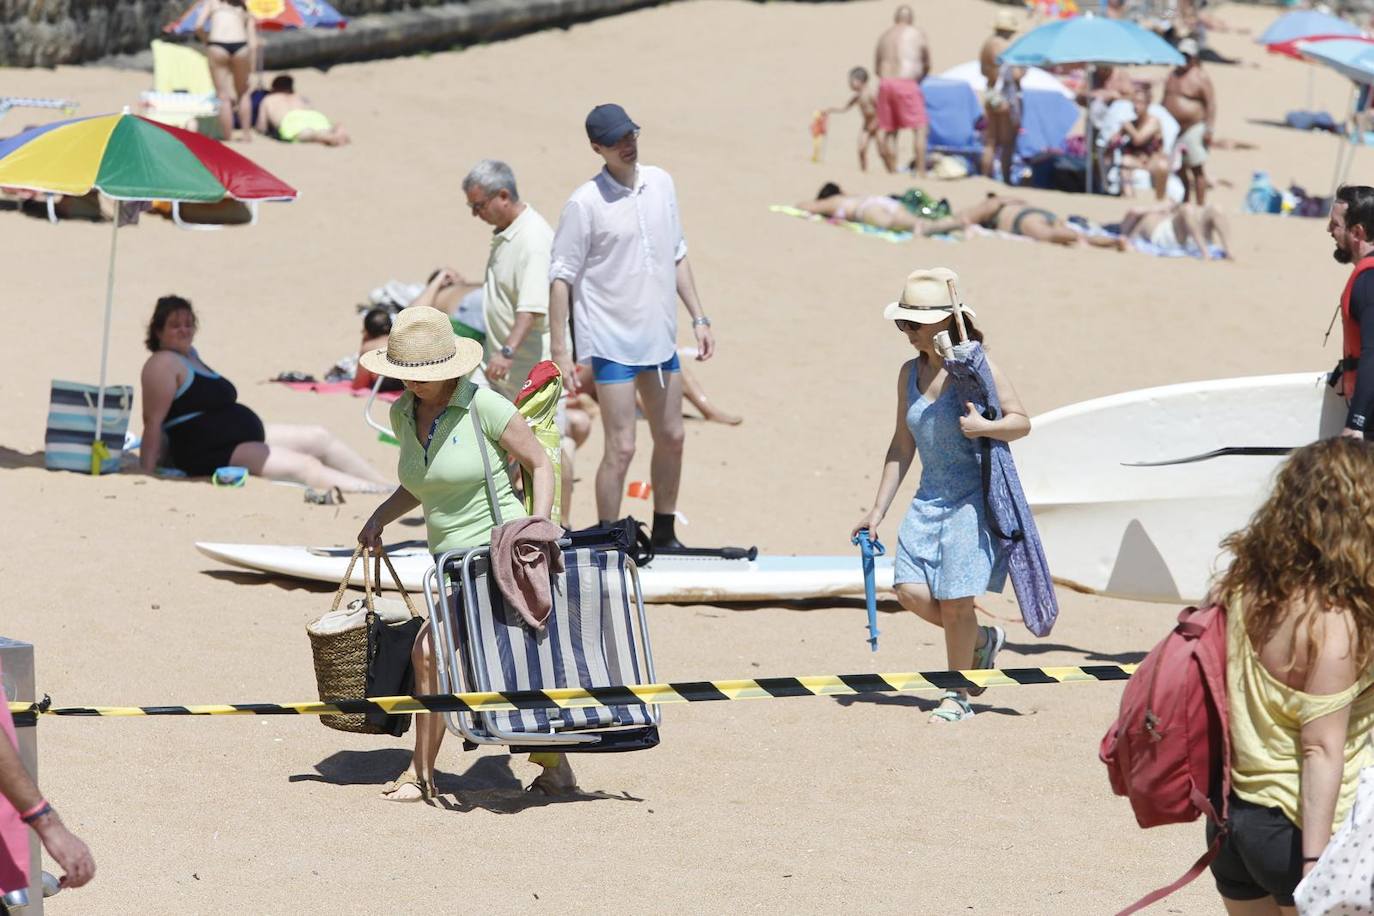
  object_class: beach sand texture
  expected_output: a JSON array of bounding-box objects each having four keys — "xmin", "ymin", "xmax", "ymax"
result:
[{"xmin": 0, "ymin": 0, "xmax": 1355, "ymax": 911}]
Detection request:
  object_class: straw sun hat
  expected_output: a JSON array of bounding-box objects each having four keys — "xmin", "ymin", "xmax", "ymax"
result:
[
  {"xmin": 357, "ymin": 306, "xmax": 483, "ymax": 382},
  {"xmin": 883, "ymin": 267, "xmax": 977, "ymax": 324},
  {"xmin": 993, "ymin": 9, "xmax": 1019, "ymax": 34}
]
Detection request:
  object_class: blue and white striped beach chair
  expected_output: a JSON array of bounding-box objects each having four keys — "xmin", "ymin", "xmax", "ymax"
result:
[{"xmin": 423, "ymin": 536, "xmax": 660, "ymax": 752}]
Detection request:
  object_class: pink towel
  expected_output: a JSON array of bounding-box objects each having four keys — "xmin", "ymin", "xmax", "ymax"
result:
[
  {"xmin": 276, "ymin": 380, "xmax": 401, "ymax": 402},
  {"xmin": 489, "ymin": 518, "xmax": 565, "ymax": 630},
  {"xmin": 0, "ymin": 660, "xmax": 30, "ymax": 894}
]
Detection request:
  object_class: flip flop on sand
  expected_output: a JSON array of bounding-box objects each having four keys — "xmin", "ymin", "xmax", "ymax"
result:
[{"xmin": 304, "ymin": 486, "xmax": 345, "ymax": 506}]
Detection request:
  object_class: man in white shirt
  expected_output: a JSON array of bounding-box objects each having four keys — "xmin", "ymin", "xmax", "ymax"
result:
[
  {"xmin": 461, "ymin": 159, "xmax": 554, "ymax": 403},
  {"xmin": 549, "ymin": 104, "xmax": 716, "ymax": 548}
]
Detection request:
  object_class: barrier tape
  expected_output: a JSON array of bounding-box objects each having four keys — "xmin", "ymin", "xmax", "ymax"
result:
[{"xmin": 4, "ymin": 665, "xmax": 1137, "ymax": 719}]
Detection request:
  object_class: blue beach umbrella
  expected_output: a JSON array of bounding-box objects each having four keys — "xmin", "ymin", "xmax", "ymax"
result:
[
  {"xmin": 1298, "ymin": 38, "xmax": 1374, "ymax": 198},
  {"xmin": 998, "ymin": 16, "xmax": 1185, "ymax": 68},
  {"xmin": 998, "ymin": 16, "xmax": 1184, "ymax": 193},
  {"xmin": 1258, "ymin": 10, "xmax": 1361, "ymax": 47}
]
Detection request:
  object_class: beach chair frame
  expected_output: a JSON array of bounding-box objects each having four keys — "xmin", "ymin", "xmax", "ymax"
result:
[{"xmin": 422, "ymin": 541, "xmax": 661, "ymax": 751}]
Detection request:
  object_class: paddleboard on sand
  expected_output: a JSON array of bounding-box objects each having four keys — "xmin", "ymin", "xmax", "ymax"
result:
[
  {"xmin": 1014, "ymin": 372, "xmax": 1345, "ymax": 604},
  {"xmin": 195, "ymin": 541, "xmax": 896, "ymax": 604}
]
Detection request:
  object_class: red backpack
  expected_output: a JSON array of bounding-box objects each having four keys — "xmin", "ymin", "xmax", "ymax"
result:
[{"xmin": 1099, "ymin": 603, "xmax": 1231, "ymax": 915}]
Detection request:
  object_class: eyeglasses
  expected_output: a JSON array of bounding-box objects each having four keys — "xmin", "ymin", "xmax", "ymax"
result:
[
  {"xmin": 612, "ymin": 130, "xmax": 640, "ymax": 148},
  {"xmin": 895, "ymin": 320, "xmax": 923, "ymax": 332},
  {"xmin": 469, "ymin": 196, "xmax": 495, "ymax": 215}
]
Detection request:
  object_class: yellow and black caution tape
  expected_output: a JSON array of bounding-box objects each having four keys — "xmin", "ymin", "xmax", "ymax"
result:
[{"xmin": 5, "ymin": 664, "xmax": 1136, "ymax": 720}]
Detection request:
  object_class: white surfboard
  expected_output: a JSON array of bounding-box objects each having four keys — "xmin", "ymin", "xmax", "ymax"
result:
[
  {"xmin": 195, "ymin": 541, "xmax": 895, "ymax": 605},
  {"xmin": 1014, "ymin": 372, "xmax": 1346, "ymax": 603}
]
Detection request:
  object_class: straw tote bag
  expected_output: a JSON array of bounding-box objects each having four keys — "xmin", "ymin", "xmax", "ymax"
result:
[{"xmin": 306, "ymin": 546, "xmax": 422, "ymax": 734}]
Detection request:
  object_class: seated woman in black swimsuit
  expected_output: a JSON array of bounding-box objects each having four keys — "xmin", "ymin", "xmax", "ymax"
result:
[{"xmin": 139, "ymin": 296, "xmax": 391, "ymax": 492}]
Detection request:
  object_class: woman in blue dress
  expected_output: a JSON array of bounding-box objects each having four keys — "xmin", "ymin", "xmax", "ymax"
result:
[{"xmin": 853, "ymin": 268, "xmax": 1032, "ymax": 723}]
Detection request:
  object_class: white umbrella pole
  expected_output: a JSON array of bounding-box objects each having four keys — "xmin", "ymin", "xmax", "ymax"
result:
[
  {"xmin": 1086, "ymin": 64, "xmax": 1095, "ymax": 195},
  {"xmin": 1331, "ymin": 83, "xmax": 1360, "ymax": 200},
  {"xmin": 91, "ymin": 215, "xmax": 120, "ymax": 472}
]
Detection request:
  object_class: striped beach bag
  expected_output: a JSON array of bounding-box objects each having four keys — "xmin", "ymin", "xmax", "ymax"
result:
[{"xmin": 44, "ymin": 381, "xmax": 134, "ymax": 475}]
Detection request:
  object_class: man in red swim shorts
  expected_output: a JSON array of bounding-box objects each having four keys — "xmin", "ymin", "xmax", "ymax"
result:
[{"xmin": 874, "ymin": 4, "xmax": 931, "ymax": 176}]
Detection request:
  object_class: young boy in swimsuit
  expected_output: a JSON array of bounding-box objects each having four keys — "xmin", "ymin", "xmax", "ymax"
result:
[{"xmin": 827, "ymin": 67, "xmax": 880, "ymax": 171}]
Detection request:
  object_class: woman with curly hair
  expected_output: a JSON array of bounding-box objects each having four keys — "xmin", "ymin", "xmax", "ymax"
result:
[{"xmin": 1208, "ymin": 437, "xmax": 1374, "ymax": 913}]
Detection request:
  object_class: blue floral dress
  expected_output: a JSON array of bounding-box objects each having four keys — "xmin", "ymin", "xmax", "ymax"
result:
[{"xmin": 893, "ymin": 357, "xmax": 1008, "ymax": 599}]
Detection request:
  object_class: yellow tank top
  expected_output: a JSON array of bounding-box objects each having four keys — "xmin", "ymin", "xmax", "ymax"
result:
[{"xmin": 1227, "ymin": 595, "xmax": 1374, "ymax": 830}]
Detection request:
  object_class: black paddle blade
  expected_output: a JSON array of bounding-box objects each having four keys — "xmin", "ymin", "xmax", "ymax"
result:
[{"xmin": 1122, "ymin": 446, "xmax": 1296, "ymax": 468}]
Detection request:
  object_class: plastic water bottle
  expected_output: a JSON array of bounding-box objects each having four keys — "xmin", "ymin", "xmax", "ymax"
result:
[{"xmin": 1244, "ymin": 172, "xmax": 1279, "ymax": 214}]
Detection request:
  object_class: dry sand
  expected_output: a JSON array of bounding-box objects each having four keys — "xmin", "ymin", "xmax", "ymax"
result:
[{"xmin": 0, "ymin": 0, "xmax": 1357, "ymax": 911}]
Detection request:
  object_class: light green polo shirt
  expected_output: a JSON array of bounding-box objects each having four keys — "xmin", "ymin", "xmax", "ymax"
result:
[
  {"xmin": 482, "ymin": 205, "xmax": 554, "ymax": 402},
  {"xmin": 391, "ymin": 380, "xmax": 526, "ymax": 553}
]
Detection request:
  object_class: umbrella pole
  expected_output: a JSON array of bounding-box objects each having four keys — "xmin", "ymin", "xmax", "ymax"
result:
[
  {"xmin": 1331, "ymin": 83, "xmax": 1359, "ymax": 200},
  {"xmin": 1085, "ymin": 64, "xmax": 1095, "ymax": 195},
  {"xmin": 945, "ymin": 278, "xmax": 969, "ymax": 343},
  {"xmin": 1307, "ymin": 67, "xmax": 1315, "ymax": 112},
  {"xmin": 91, "ymin": 215, "xmax": 120, "ymax": 474}
]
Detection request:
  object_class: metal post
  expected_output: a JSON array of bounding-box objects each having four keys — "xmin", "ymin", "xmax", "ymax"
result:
[{"xmin": 0, "ymin": 638, "xmax": 42, "ymax": 915}]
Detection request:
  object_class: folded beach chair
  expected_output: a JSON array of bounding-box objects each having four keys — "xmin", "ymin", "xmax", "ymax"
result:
[
  {"xmin": 423, "ymin": 525, "xmax": 660, "ymax": 751},
  {"xmin": 920, "ymin": 77, "xmax": 983, "ymax": 164},
  {"xmin": 1016, "ymin": 89, "xmax": 1080, "ymax": 162},
  {"xmin": 139, "ymin": 40, "xmax": 220, "ymax": 135}
]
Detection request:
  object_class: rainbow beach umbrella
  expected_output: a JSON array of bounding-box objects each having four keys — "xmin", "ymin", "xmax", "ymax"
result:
[
  {"xmin": 0, "ymin": 110, "xmax": 296, "ymax": 471},
  {"xmin": 165, "ymin": 0, "xmax": 347, "ymax": 34}
]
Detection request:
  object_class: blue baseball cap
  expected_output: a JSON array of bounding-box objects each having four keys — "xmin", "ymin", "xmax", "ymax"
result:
[{"xmin": 585, "ymin": 104, "xmax": 639, "ymax": 146}]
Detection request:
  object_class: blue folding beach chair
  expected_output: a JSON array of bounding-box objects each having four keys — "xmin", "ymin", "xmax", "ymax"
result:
[
  {"xmin": 423, "ymin": 533, "xmax": 661, "ymax": 751},
  {"xmin": 420, "ymin": 408, "xmax": 659, "ymax": 751}
]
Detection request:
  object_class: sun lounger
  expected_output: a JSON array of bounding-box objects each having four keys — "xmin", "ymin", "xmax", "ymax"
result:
[
  {"xmin": 422, "ymin": 532, "xmax": 660, "ymax": 751},
  {"xmin": 139, "ymin": 40, "xmax": 220, "ymax": 135},
  {"xmin": 0, "ymin": 97, "xmax": 77, "ymax": 125}
]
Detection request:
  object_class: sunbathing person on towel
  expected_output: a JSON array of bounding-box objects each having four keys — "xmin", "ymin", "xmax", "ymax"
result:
[
  {"xmin": 918, "ymin": 193, "xmax": 1126, "ymax": 249},
  {"xmin": 1119, "ymin": 201, "xmax": 1233, "ymax": 261},
  {"xmin": 255, "ymin": 74, "xmax": 350, "ymax": 146},
  {"xmin": 797, "ymin": 182, "xmax": 924, "ymax": 232}
]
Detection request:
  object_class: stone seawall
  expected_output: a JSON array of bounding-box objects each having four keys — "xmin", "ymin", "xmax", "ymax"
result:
[{"xmin": 1, "ymin": 0, "xmax": 668, "ymax": 68}]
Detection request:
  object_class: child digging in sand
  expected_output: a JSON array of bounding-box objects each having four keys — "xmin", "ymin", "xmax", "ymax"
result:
[{"xmin": 827, "ymin": 67, "xmax": 880, "ymax": 171}]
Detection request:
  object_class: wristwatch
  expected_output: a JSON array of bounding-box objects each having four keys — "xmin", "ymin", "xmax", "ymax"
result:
[
  {"xmin": 692, "ymin": 316, "xmax": 712, "ymax": 328},
  {"xmin": 498, "ymin": 345, "xmax": 515, "ymax": 358}
]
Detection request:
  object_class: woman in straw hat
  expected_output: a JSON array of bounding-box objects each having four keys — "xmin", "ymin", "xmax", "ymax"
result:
[
  {"xmin": 853, "ymin": 269, "xmax": 1031, "ymax": 723},
  {"xmin": 355, "ymin": 306, "xmax": 567, "ymax": 801}
]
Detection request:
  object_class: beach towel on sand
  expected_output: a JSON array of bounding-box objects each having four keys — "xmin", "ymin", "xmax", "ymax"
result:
[{"xmin": 276, "ymin": 379, "xmax": 402, "ymax": 402}]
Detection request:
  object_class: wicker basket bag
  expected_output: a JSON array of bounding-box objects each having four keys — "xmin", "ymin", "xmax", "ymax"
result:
[{"xmin": 306, "ymin": 545, "xmax": 419, "ymax": 734}]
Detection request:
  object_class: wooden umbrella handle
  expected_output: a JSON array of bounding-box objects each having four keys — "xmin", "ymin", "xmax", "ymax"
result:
[{"xmin": 945, "ymin": 278, "xmax": 969, "ymax": 343}]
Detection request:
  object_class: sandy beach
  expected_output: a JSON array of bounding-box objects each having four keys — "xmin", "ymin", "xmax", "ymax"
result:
[{"xmin": 0, "ymin": 0, "xmax": 1359, "ymax": 911}]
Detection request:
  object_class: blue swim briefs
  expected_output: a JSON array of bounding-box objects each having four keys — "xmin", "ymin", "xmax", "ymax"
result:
[{"xmin": 590, "ymin": 354, "xmax": 682, "ymax": 385}]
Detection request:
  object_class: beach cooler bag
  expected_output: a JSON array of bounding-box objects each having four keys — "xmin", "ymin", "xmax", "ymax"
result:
[
  {"xmin": 1100, "ymin": 602, "xmax": 1230, "ymax": 914},
  {"xmin": 44, "ymin": 381, "xmax": 133, "ymax": 475},
  {"xmin": 514, "ymin": 360, "xmax": 564, "ymax": 525}
]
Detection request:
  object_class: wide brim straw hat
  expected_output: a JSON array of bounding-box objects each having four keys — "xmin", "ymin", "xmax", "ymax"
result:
[
  {"xmin": 994, "ymin": 9, "xmax": 1019, "ymax": 34},
  {"xmin": 357, "ymin": 305, "xmax": 483, "ymax": 382},
  {"xmin": 883, "ymin": 267, "xmax": 977, "ymax": 324}
]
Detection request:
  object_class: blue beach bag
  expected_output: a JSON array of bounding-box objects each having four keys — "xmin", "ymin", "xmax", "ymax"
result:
[{"xmin": 44, "ymin": 381, "xmax": 134, "ymax": 475}]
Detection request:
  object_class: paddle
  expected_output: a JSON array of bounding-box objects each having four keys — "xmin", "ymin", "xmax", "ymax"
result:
[
  {"xmin": 1121, "ymin": 446, "xmax": 1297, "ymax": 468},
  {"xmin": 851, "ymin": 528, "xmax": 885, "ymax": 652},
  {"xmin": 651, "ymin": 545, "xmax": 760, "ymax": 561}
]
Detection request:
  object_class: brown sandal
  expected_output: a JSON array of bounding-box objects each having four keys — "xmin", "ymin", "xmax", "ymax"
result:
[{"xmin": 381, "ymin": 771, "xmax": 434, "ymax": 802}]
